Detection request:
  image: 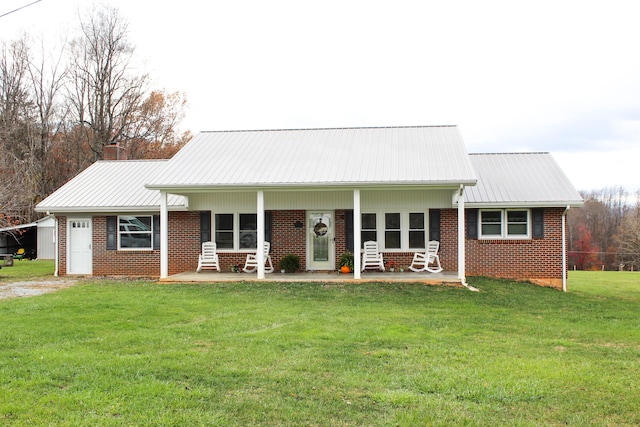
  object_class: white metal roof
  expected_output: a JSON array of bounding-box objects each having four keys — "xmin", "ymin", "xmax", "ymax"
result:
[
  {"xmin": 36, "ymin": 160, "xmax": 187, "ymax": 213},
  {"xmin": 145, "ymin": 126, "xmax": 478, "ymax": 190},
  {"xmin": 464, "ymin": 153, "xmax": 583, "ymax": 207}
]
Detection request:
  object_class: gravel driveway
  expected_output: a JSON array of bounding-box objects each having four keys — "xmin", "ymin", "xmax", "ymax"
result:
[{"xmin": 0, "ymin": 279, "xmax": 78, "ymax": 300}]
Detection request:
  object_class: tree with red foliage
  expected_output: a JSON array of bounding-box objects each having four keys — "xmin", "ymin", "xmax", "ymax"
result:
[{"xmin": 569, "ymin": 223, "xmax": 599, "ymax": 270}]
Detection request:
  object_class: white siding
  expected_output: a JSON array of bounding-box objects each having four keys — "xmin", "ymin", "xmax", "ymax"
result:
[{"xmin": 188, "ymin": 188, "xmax": 454, "ymax": 212}]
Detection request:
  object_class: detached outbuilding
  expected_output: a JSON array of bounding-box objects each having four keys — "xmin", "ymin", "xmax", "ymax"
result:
[{"xmin": 36, "ymin": 126, "xmax": 583, "ymax": 289}]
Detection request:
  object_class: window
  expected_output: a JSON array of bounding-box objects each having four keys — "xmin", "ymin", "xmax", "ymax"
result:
[
  {"xmin": 480, "ymin": 210, "xmax": 502, "ymax": 237},
  {"xmin": 213, "ymin": 213, "xmax": 270, "ymax": 250},
  {"xmin": 385, "ymin": 213, "xmax": 401, "ymax": 249},
  {"xmin": 118, "ymin": 215, "xmax": 152, "ymax": 249},
  {"xmin": 507, "ymin": 210, "xmax": 528, "ymax": 236},
  {"xmin": 215, "ymin": 214, "xmax": 234, "ymax": 249},
  {"xmin": 360, "ymin": 211, "xmax": 430, "ymax": 250},
  {"xmin": 361, "ymin": 213, "xmax": 377, "ymax": 246},
  {"xmin": 409, "ymin": 212, "xmax": 425, "ymax": 249},
  {"xmin": 239, "ymin": 214, "xmax": 257, "ymax": 249},
  {"xmin": 479, "ymin": 209, "xmax": 530, "ymax": 239}
]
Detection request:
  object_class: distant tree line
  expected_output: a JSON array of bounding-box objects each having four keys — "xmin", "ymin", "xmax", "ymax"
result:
[
  {"xmin": 568, "ymin": 186, "xmax": 640, "ymax": 271},
  {"xmin": 0, "ymin": 4, "xmax": 191, "ymax": 228}
]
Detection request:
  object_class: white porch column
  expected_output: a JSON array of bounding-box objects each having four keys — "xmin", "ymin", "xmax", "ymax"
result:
[
  {"xmin": 256, "ymin": 190, "xmax": 265, "ymax": 279},
  {"xmin": 353, "ymin": 189, "xmax": 362, "ymax": 279},
  {"xmin": 457, "ymin": 185, "xmax": 466, "ymax": 282},
  {"xmin": 160, "ymin": 191, "xmax": 169, "ymax": 279}
]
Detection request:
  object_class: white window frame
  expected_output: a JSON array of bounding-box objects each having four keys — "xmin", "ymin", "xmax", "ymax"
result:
[
  {"xmin": 479, "ymin": 209, "xmax": 531, "ymax": 240},
  {"xmin": 361, "ymin": 210, "xmax": 429, "ymax": 251},
  {"xmin": 117, "ymin": 215, "xmax": 153, "ymax": 250},
  {"xmin": 213, "ymin": 212, "xmax": 259, "ymax": 252}
]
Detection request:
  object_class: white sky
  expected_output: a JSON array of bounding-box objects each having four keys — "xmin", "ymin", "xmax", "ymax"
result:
[{"xmin": 2, "ymin": 0, "xmax": 640, "ymax": 193}]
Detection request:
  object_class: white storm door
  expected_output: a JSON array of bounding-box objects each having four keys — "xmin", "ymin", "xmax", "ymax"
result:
[
  {"xmin": 68, "ymin": 218, "xmax": 92, "ymax": 274},
  {"xmin": 307, "ymin": 212, "xmax": 335, "ymax": 270}
]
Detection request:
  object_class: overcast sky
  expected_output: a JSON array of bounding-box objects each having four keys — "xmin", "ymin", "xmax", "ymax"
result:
[{"xmin": 2, "ymin": 0, "xmax": 639, "ymax": 193}]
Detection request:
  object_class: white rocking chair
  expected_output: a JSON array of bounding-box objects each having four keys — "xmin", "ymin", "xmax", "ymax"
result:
[
  {"xmin": 409, "ymin": 240, "xmax": 443, "ymax": 273},
  {"xmin": 197, "ymin": 241, "xmax": 220, "ymax": 272},
  {"xmin": 361, "ymin": 241, "xmax": 385, "ymax": 272},
  {"xmin": 243, "ymin": 241, "xmax": 275, "ymax": 273}
]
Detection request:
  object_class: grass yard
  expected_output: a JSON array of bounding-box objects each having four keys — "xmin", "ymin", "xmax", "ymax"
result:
[
  {"xmin": 0, "ymin": 259, "xmax": 55, "ymax": 281},
  {"xmin": 0, "ymin": 270, "xmax": 639, "ymax": 426}
]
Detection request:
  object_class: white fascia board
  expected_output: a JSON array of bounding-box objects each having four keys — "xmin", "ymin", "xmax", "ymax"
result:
[
  {"xmin": 34, "ymin": 205, "xmax": 189, "ymax": 214},
  {"xmin": 145, "ymin": 180, "xmax": 478, "ymax": 193},
  {"xmin": 462, "ymin": 200, "xmax": 584, "ymax": 209}
]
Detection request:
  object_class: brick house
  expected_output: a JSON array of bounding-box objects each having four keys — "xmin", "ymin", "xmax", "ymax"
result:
[{"xmin": 36, "ymin": 126, "xmax": 583, "ymax": 289}]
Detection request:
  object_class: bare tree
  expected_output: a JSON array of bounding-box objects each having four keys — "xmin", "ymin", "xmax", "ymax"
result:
[
  {"xmin": 615, "ymin": 214, "xmax": 640, "ymax": 270},
  {"xmin": 68, "ymin": 4, "xmax": 148, "ymax": 160},
  {"xmin": 0, "ymin": 36, "xmax": 33, "ymax": 225}
]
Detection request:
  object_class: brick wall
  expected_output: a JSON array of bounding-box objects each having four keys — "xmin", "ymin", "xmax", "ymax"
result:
[
  {"xmin": 440, "ymin": 207, "xmax": 566, "ymax": 288},
  {"xmin": 56, "ymin": 208, "xmax": 567, "ymax": 287}
]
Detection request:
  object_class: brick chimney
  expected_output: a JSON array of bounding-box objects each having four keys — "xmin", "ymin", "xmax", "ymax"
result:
[{"xmin": 103, "ymin": 142, "xmax": 128, "ymax": 160}]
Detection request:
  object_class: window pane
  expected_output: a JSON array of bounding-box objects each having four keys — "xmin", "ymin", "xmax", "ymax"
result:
[
  {"xmin": 409, "ymin": 230, "xmax": 425, "ymax": 248},
  {"xmin": 508, "ymin": 224, "xmax": 527, "ymax": 235},
  {"xmin": 409, "ymin": 213, "xmax": 424, "ymax": 229},
  {"xmin": 216, "ymin": 231, "xmax": 234, "ymax": 249},
  {"xmin": 482, "ymin": 224, "xmax": 502, "ymax": 235},
  {"xmin": 239, "ymin": 231, "xmax": 257, "ymax": 249},
  {"xmin": 385, "ymin": 231, "xmax": 401, "ymax": 249},
  {"xmin": 385, "ymin": 213, "xmax": 400, "ymax": 229},
  {"xmin": 215, "ymin": 214, "xmax": 233, "ymax": 231},
  {"xmin": 507, "ymin": 211, "xmax": 527, "ymax": 223},
  {"xmin": 361, "ymin": 231, "xmax": 377, "ymax": 246},
  {"xmin": 481, "ymin": 211, "xmax": 501, "ymax": 223},
  {"xmin": 120, "ymin": 233, "xmax": 151, "ymax": 248},
  {"xmin": 239, "ymin": 214, "xmax": 257, "ymax": 230},
  {"xmin": 362, "ymin": 213, "xmax": 376, "ymax": 230},
  {"xmin": 119, "ymin": 216, "xmax": 151, "ymax": 232}
]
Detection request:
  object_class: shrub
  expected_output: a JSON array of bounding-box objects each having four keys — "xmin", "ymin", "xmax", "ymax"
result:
[{"xmin": 279, "ymin": 253, "xmax": 300, "ymax": 273}]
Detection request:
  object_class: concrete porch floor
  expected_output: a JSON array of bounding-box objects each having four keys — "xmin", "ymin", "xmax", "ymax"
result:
[{"xmin": 161, "ymin": 270, "xmax": 461, "ymax": 285}]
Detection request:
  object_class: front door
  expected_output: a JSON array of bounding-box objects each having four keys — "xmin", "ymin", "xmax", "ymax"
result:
[
  {"xmin": 308, "ymin": 212, "xmax": 335, "ymax": 270},
  {"xmin": 68, "ymin": 218, "xmax": 92, "ymax": 274}
]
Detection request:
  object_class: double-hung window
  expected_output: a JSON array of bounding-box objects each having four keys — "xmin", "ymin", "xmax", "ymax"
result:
[
  {"xmin": 385, "ymin": 213, "xmax": 401, "ymax": 249},
  {"xmin": 118, "ymin": 215, "xmax": 152, "ymax": 249},
  {"xmin": 361, "ymin": 213, "xmax": 377, "ymax": 245},
  {"xmin": 479, "ymin": 209, "xmax": 530, "ymax": 239},
  {"xmin": 239, "ymin": 214, "xmax": 257, "ymax": 249},
  {"xmin": 409, "ymin": 213, "xmax": 426, "ymax": 249},
  {"xmin": 215, "ymin": 214, "xmax": 234, "ymax": 249}
]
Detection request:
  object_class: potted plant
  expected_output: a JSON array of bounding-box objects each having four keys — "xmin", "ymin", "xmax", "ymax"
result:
[
  {"xmin": 387, "ymin": 260, "xmax": 396, "ymax": 272},
  {"xmin": 338, "ymin": 251, "xmax": 354, "ymax": 273},
  {"xmin": 279, "ymin": 253, "xmax": 300, "ymax": 273}
]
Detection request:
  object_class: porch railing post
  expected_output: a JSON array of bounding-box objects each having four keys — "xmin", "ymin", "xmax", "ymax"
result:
[
  {"xmin": 457, "ymin": 185, "xmax": 465, "ymax": 282},
  {"xmin": 353, "ymin": 189, "xmax": 361, "ymax": 279},
  {"xmin": 257, "ymin": 190, "xmax": 265, "ymax": 279},
  {"xmin": 160, "ymin": 191, "xmax": 168, "ymax": 279}
]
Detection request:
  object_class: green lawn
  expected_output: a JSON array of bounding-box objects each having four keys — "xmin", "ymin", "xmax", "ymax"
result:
[
  {"xmin": 0, "ymin": 259, "xmax": 55, "ymax": 281},
  {"xmin": 1, "ymin": 270, "xmax": 639, "ymax": 426}
]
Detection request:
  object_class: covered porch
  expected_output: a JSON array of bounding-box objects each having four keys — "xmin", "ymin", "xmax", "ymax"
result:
[{"xmin": 158, "ymin": 187, "xmax": 469, "ymax": 283}]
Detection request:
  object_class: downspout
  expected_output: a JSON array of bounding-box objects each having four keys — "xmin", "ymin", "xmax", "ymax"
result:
[
  {"xmin": 51, "ymin": 213, "xmax": 58, "ymax": 277},
  {"xmin": 457, "ymin": 185, "xmax": 479, "ymax": 292},
  {"xmin": 562, "ymin": 205, "xmax": 570, "ymax": 292}
]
